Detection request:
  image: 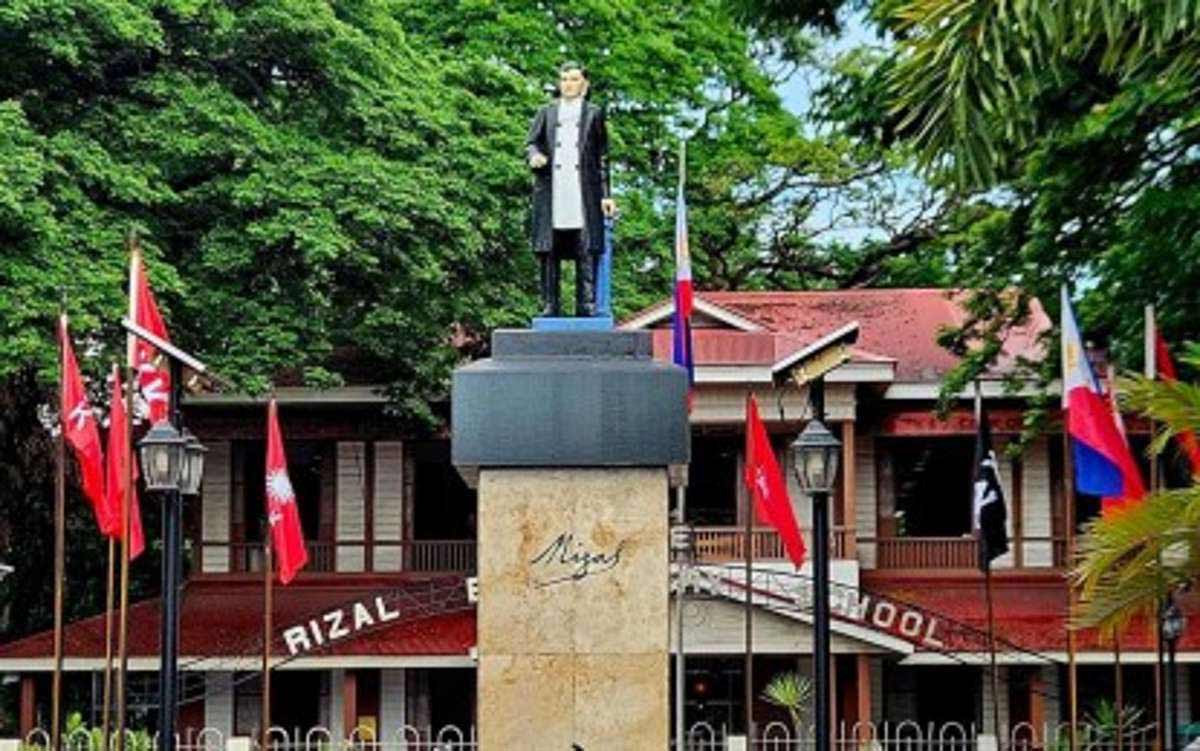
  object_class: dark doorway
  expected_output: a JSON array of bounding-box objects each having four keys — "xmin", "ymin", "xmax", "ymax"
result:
[
  {"xmin": 428, "ymin": 669, "xmax": 475, "ymax": 732},
  {"xmin": 885, "ymin": 438, "xmax": 975, "ymax": 538},
  {"xmin": 686, "ymin": 434, "xmax": 740, "ymax": 526},
  {"xmin": 410, "ymin": 441, "xmax": 476, "ymax": 540},
  {"xmin": 238, "ymin": 440, "xmax": 326, "ymax": 542},
  {"xmin": 916, "ymin": 666, "xmax": 979, "ymax": 726}
]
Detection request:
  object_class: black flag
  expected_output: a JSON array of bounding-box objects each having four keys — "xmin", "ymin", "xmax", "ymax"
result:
[{"xmin": 973, "ymin": 404, "xmax": 1009, "ymax": 571}]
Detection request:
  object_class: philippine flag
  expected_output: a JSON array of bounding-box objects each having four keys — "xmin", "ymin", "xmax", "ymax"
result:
[
  {"xmin": 1060, "ymin": 287, "xmax": 1145, "ymax": 513},
  {"xmin": 672, "ymin": 173, "xmax": 695, "ymax": 404}
]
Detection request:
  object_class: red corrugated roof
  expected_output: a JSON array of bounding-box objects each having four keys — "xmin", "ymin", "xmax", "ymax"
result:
[
  {"xmin": 632, "ymin": 289, "xmax": 1050, "ymax": 382},
  {"xmin": 0, "ymin": 577, "xmax": 475, "ymax": 660}
]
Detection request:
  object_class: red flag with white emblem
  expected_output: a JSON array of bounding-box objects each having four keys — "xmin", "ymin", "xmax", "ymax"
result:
[
  {"xmin": 105, "ymin": 366, "xmax": 145, "ymax": 559},
  {"xmin": 59, "ymin": 315, "xmax": 108, "ymax": 532},
  {"xmin": 743, "ymin": 394, "xmax": 806, "ymax": 568},
  {"xmin": 266, "ymin": 399, "xmax": 308, "ymax": 584},
  {"xmin": 130, "ymin": 254, "xmax": 171, "ymax": 424}
]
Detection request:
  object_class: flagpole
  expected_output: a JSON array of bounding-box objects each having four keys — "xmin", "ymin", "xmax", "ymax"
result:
[
  {"xmin": 674, "ymin": 484, "xmax": 687, "ymax": 750},
  {"xmin": 52, "ymin": 317, "xmax": 67, "ymax": 751},
  {"xmin": 261, "ymin": 532, "xmax": 273, "ymax": 751},
  {"xmin": 1064, "ymin": 424, "xmax": 1079, "ymax": 751},
  {"xmin": 102, "ymin": 535, "xmax": 115, "ymax": 751},
  {"xmin": 976, "ymin": 381, "xmax": 1002, "ymax": 747},
  {"xmin": 1147, "ymin": 304, "xmax": 1165, "ymax": 751},
  {"xmin": 1115, "ymin": 627, "xmax": 1124, "ymax": 751},
  {"xmin": 743, "ymin": 393, "xmax": 754, "ymax": 743},
  {"xmin": 116, "ymin": 231, "xmax": 140, "ymax": 751}
]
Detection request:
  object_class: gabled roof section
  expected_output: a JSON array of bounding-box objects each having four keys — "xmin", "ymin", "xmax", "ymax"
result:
[
  {"xmin": 620, "ymin": 296, "xmax": 764, "ymax": 332},
  {"xmin": 621, "ymin": 289, "xmax": 1050, "ymax": 383}
]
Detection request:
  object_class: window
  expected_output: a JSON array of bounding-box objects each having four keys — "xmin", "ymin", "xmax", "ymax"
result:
[
  {"xmin": 686, "ymin": 435, "xmax": 740, "ymax": 526},
  {"xmin": 235, "ymin": 440, "xmax": 327, "ymax": 543},
  {"xmin": 882, "ymin": 438, "xmax": 975, "ymax": 538}
]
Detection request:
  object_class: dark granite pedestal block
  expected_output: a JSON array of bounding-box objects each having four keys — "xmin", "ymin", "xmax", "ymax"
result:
[{"xmin": 451, "ymin": 329, "xmax": 690, "ymax": 483}]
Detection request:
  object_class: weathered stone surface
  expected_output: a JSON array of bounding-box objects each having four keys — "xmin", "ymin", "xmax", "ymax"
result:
[{"xmin": 476, "ymin": 468, "xmax": 669, "ymax": 750}]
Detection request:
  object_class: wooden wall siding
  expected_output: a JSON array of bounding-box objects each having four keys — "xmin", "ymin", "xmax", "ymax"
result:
[
  {"xmin": 1021, "ymin": 437, "xmax": 1053, "ymax": 567},
  {"xmin": 992, "ymin": 452, "xmax": 1017, "ymax": 569},
  {"xmin": 672, "ymin": 598, "xmax": 887, "ymax": 654},
  {"xmin": 692, "ymin": 383, "xmax": 856, "ymax": 423},
  {"xmin": 374, "ymin": 442, "xmax": 405, "ymax": 572},
  {"xmin": 201, "ymin": 442, "xmax": 232, "ymax": 573},
  {"xmin": 856, "ymin": 436, "xmax": 877, "ymax": 569},
  {"xmin": 203, "ymin": 672, "xmax": 234, "ymax": 737},
  {"xmin": 337, "ymin": 442, "xmax": 367, "ymax": 572},
  {"xmin": 380, "ymin": 669, "xmax": 407, "ymax": 742}
]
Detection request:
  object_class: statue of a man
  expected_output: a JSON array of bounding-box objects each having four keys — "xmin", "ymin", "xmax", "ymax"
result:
[{"xmin": 527, "ymin": 61, "xmax": 617, "ymax": 317}]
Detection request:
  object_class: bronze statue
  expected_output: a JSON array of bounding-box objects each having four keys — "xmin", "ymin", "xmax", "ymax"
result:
[{"xmin": 526, "ymin": 61, "xmax": 617, "ymax": 317}]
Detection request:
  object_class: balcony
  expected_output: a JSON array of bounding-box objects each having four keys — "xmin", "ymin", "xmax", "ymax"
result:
[
  {"xmin": 196, "ymin": 539, "xmax": 477, "ymax": 575},
  {"xmin": 865, "ymin": 535, "xmax": 1068, "ymax": 570},
  {"xmin": 692, "ymin": 528, "xmax": 1068, "ymax": 569},
  {"xmin": 693, "ymin": 526, "xmax": 854, "ymax": 563}
]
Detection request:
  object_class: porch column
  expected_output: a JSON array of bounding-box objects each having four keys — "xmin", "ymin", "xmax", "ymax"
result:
[
  {"xmin": 855, "ymin": 655, "xmax": 871, "ymax": 738},
  {"xmin": 329, "ymin": 669, "xmax": 345, "ymax": 740},
  {"xmin": 342, "ymin": 670, "xmax": 358, "ymax": 739},
  {"xmin": 841, "ymin": 420, "xmax": 857, "ymax": 559},
  {"xmin": 19, "ymin": 674, "xmax": 35, "ymax": 739},
  {"xmin": 379, "ymin": 669, "xmax": 407, "ymax": 744},
  {"xmin": 1029, "ymin": 670, "xmax": 1046, "ymax": 746}
]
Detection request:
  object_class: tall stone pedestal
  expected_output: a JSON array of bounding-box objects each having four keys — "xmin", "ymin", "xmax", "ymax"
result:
[{"xmin": 453, "ymin": 330, "xmax": 688, "ymax": 751}]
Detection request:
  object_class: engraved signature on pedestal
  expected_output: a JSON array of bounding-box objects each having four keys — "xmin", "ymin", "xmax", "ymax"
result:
[{"xmin": 530, "ymin": 531, "xmax": 627, "ymax": 588}]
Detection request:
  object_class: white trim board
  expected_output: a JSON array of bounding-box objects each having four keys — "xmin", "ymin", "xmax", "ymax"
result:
[{"xmin": 0, "ymin": 655, "xmax": 475, "ymax": 672}]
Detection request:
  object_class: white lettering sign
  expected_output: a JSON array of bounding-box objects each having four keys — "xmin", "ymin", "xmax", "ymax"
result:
[{"xmin": 284, "ymin": 596, "xmax": 407, "ymax": 656}]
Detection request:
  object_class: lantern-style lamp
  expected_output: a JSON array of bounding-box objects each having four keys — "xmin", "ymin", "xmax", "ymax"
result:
[
  {"xmin": 791, "ymin": 418, "xmax": 841, "ymax": 495},
  {"xmin": 138, "ymin": 421, "xmax": 186, "ymax": 492},
  {"xmin": 179, "ymin": 428, "xmax": 207, "ymax": 496},
  {"xmin": 1163, "ymin": 598, "xmax": 1186, "ymax": 644}
]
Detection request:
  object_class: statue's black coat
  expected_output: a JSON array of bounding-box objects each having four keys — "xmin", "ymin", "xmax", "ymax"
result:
[{"xmin": 526, "ymin": 100, "xmax": 610, "ymax": 256}]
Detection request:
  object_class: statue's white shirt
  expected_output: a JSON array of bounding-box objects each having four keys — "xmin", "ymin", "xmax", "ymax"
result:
[{"xmin": 552, "ymin": 98, "xmax": 585, "ymax": 230}]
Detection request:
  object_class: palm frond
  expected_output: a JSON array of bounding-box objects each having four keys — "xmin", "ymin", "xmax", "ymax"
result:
[{"xmin": 1073, "ymin": 488, "xmax": 1200, "ymax": 629}]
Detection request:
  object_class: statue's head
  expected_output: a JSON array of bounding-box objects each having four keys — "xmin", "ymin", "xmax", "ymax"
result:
[{"xmin": 558, "ymin": 61, "xmax": 589, "ymax": 101}]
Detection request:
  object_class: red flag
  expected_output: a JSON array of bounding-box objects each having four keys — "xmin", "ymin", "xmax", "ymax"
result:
[
  {"xmin": 743, "ymin": 394, "xmax": 806, "ymax": 568},
  {"xmin": 266, "ymin": 399, "xmax": 308, "ymax": 584},
  {"xmin": 59, "ymin": 315, "xmax": 108, "ymax": 532},
  {"xmin": 131, "ymin": 255, "xmax": 171, "ymax": 424},
  {"xmin": 105, "ymin": 366, "xmax": 145, "ymax": 559},
  {"xmin": 1156, "ymin": 331, "xmax": 1200, "ymax": 476}
]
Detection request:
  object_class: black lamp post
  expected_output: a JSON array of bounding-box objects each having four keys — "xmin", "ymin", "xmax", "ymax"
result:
[
  {"xmin": 1163, "ymin": 596, "xmax": 1186, "ymax": 751},
  {"xmin": 792, "ymin": 410, "xmax": 840, "ymax": 751},
  {"xmin": 138, "ymin": 383, "xmax": 205, "ymax": 751}
]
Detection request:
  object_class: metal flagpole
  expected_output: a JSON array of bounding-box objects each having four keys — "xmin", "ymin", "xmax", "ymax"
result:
[
  {"xmin": 744, "ymin": 395, "xmax": 755, "ymax": 742},
  {"xmin": 52, "ymin": 317, "xmax": 67, "ymax": 751},
  {"xmin": 116, "ymin": 232, "xmax": 140, "ymax": 751},
  {"xmin": 102, "ymin": 536, "xmax": 115, "ymax": 751},
  {"xmin": 674, "ymin": 485, "xmax": 687, "ymax": 750},
  {"xmin": 262, "ymin": 534, "xmax": 273, "ymax": 751},
  {"xmin": 1064, "ymin": 425, "xmax": 1079, "ymax": 751},
  {"xmin": 1147, "ymin": 304, "xmax": 1165, "ymax": 751},
  {"xmin": 1116, "ymin": 628, "xmax": 1124, "ymax": 751},
  {"xmin": 976, "ymin": 381, "xmax": 1002, "ymax": 747}
]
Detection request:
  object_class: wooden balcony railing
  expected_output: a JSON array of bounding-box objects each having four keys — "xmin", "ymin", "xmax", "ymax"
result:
[
  {"xmin": 197, "ymin": 539, "xmax": 476, "ymax": 575},
  {"xmin": 692, "ymin": 528, "xmax": 1068, "ymax": 569},
  {"xmin": 692, "ymin": 526, "xmax": 852, "ymax": 563},
  {"xmin": 863, "ymin": 535, "xmax": 1069, "ymax": 569}
]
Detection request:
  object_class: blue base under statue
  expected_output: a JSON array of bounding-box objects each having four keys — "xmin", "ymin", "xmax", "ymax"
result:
[{"xmin": 532, "ymin": 316, "xmax": 614, "ymax": 331}]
